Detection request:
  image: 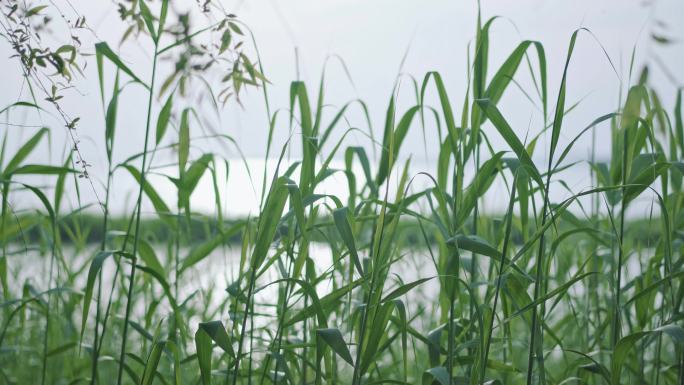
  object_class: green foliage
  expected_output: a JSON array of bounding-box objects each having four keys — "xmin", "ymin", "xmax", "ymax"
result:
[{"xmin": 0, "ymin": 2, "xmax": 683, "ymax": 385}]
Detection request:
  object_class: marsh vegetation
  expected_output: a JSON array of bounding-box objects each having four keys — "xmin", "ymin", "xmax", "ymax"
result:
[{"xmin": 0, "ymin": 1, "xmax": 683, "ymax": 385}]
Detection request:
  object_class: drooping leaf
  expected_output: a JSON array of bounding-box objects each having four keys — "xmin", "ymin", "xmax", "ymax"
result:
[
  {"xmin": 95, "ymin": 42, "xmax": 147, "ymax": 87},
  {"xmin": 156, "ymin": 93, "xmax": 173, "ymax": 145},
  {"xmin": 198, "ymin": 320, "xmax": 235, "ymax": 357},
  {"xmin": 316, "ymin": 328, "xmax": 353, "ymax": 366}
]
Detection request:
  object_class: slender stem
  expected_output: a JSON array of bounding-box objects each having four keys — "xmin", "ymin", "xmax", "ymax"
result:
[
  {"xmin": 526, "ymin": 161, "xmax": 553, "ymax": 385},
  {"xmin": 589, "ymin": 126, "xmax": 600, "ymax": 350},
  {"xmin": 231, "ymin": 266, "xmax": 258, "ymax": 385},
  {"xmin": 116, "ymin": 45, "xmax": 158, "ymax": 385},
  {"xmin": 259, "ymin": 226, "xmax": 299, "ymax": 385},
  {"xmin": 302, "ymin": 294, "xmax": 309, "ymax": 385},
  {"xmin": 351, "ymin": 282, "xmax": 373, "ymax": 385},
  {"xmin": 612, "ymin": 127, "xmax": 628, "ymax": 348},
  {"xmin": 447, "ymin": 289, "xmax": 455, "ymax": 385},
  {"xmin": 90, "ymin": 170, "xmax": 112, "ymax": 385},
  {"xmin": 482, "ymin": 173, "xmax": 517, "ymax": 382},
  {"xmin": 94, "ymin": 203, "xmax": 139, "ymax": 360},
  {"xmin": 468, "ymin": 136, "xmax": 481, "ymax": 377},
  {"xmin": 41, "ymin": 216, "xmax": 57, "ymax": 385},
  {"xmin": 247, "ymin": 296, "xmax": 255, "ymax": 385},
  {"xmin": 1, "ymin": 183, "xmax": 9, "ymax": 301},
  {"xmin": 352, "ymin": 151, "xmax": 393, "ymax": 385}
]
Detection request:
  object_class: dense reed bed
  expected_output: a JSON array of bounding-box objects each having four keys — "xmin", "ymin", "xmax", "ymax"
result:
[{"xmin": 1, "ymin": 1, "xmax": 683, "ymax": 385}]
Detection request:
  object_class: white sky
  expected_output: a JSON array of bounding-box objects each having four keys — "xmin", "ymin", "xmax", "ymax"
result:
[{"xmin": 1, "ymin": 0, "xmax": 682, "ymax": 216}]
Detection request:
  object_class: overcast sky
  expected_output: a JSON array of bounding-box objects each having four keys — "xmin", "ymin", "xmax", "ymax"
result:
[{"xmin": 2, "ymin": 0, "xmax": 682, "ymax": 216}]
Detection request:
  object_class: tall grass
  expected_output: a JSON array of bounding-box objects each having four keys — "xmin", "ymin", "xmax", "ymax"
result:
[{"xmin": 1, "ymin": 1, "xmax": 683, "ymax": 385}]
